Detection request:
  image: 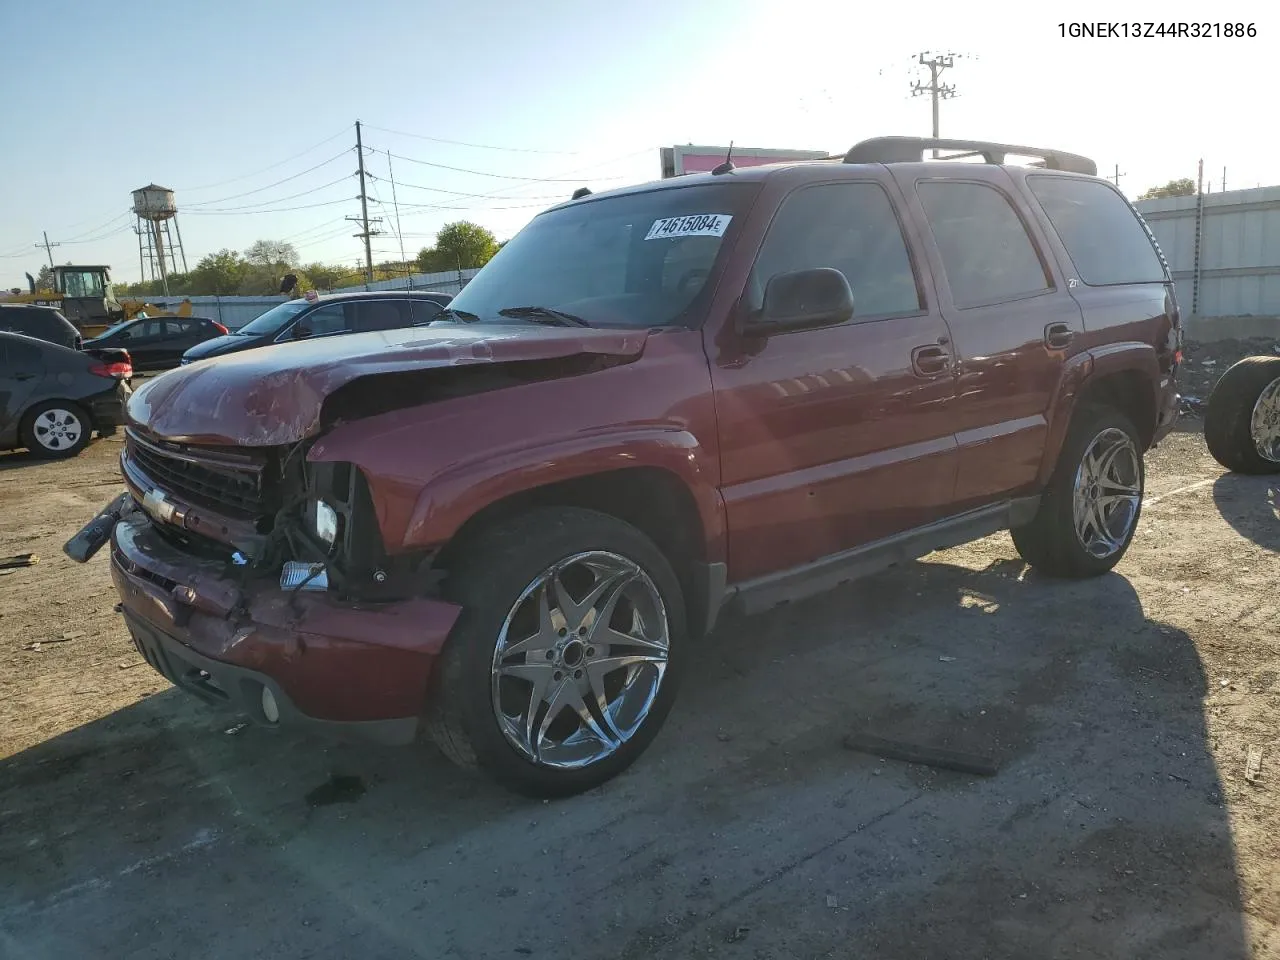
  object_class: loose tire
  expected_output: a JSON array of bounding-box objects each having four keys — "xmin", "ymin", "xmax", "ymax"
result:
[
  {"xmin": 1203, "ymin": 356, "xmax": 1280, "ymax": 474},
  {"xmin": 428, "ymin": 507, "xmax": 687, "ymax": 798},
  {"xmin": 21, "ymin": 401, "xmax": 91, "ymax": 459},
  {"xmin": 1012, "ymin": 406, "xmax": 1144, "ymax": 578}
]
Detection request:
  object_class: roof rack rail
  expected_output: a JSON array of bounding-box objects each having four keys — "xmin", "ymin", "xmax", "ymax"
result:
[{"xmin": 843, "ymin": 137, "xmax": 1097, "ymax": 176}]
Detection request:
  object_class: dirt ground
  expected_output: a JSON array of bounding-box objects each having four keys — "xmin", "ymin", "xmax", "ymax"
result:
[{"xmin": 1, "ymin": 414, "xmax": 1278, "ymax": 959}]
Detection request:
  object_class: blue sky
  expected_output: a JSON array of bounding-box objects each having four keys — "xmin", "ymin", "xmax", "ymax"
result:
[{"xmin": 1, "ymin": 0, "xmax": 1273, "ymax": 286}]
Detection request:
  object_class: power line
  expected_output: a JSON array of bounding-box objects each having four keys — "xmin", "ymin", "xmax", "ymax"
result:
[
  {"xmin": 181, "ymin": 175, "xmax": 355, "ymax": 213},
  {"xmin": 389, "ymin": 151, "xmax": 632, "ymax": 183},
  {"xmin": 366, "ymin": 173, "xmax": 569, "ymax": 202},
  {"xmin": 185, "ymin": 198, "xmax": 353, "ymax": 216},
  {"xmin": 184, "ymin": 150, "xmax": 353, "ymax": 207},
  {"xmin": 177, "ymin": 128, "xmax": 352, "ymax": 191},
  {"xmin": 362, "ymin": 123, "xmax": 577, "ymax": 155}
]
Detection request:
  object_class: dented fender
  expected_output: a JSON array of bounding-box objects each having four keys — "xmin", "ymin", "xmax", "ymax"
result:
[{"xmin": 400, "ymin": 426, "xmax": 726, "ymax": 555}]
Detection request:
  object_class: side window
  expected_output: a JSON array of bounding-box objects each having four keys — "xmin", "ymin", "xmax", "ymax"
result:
[
  {"xmin": 299, "ymin": 304, "xmax": 348, "ymax": 337},
  {"xmin": 2, "ymin": 339, "xmax": 43, "ymax": 373},
  {"xmin": 136, "ymin": 320, "xmax": 164, "ymax": 338},
  {"xmin": 1027, "ymin": 176, "xmax": 1167, "ymax": 285},
  {"xmin": 917, "ymin": 181, "xmax": 1051, "ymax": 308},
  {"xmin": 749, "ymin": 182, "xmax": 921, "ymax": 318},
  {"xmin": 352, "ymin": 300, "xmax": 409, "ymax": 332},
  {"xmin": 0, "ymin": 312, "xmax": 35, "ymax": 337}
]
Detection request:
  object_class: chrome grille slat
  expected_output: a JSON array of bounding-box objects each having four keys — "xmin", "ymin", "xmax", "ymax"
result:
[{"xmin": 124, "ymin": 429, "xmax": 267, "ymax": 517}]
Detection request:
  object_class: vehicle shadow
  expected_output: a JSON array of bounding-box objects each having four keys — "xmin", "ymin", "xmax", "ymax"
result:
[
  {"xmin": 0, "ymin": 439, "xmax": 119, "ymax": 473},
  {"xmin": 0, "ymin": 554, "xmax": 1244, "ymax": 960},
  {"xmin": 1212, "ymin": 471, "xmax": 1280, "ymax": 551}
]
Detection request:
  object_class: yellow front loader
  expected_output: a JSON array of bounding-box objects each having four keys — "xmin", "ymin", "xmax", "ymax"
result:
[{"xmin": 3, "ymin": 265, "xmax": 191, "ymax": 338}]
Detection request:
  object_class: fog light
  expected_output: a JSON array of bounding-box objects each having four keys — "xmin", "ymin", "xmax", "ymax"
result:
[{"xmin": 261, "ymin": 686, "xmax": 280, "ymax": 724}]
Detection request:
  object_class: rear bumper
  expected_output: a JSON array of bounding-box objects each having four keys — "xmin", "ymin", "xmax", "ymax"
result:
[
  {"xmin": 109, "ymin": 511, "xmax": 462, "ymax": 743},
  {"xmin": 88, "ymin": 382, "xmax": 130, "ymax": 429}
]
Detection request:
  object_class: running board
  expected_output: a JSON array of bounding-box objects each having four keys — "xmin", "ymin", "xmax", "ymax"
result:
[{"xmin": 727, "ymin": 496, "xmax": 1040, "ymax": 616}]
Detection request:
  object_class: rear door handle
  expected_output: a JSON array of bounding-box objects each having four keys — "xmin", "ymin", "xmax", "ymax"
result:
[
  {"xmin": 911, "ymin": 344, "xmax": 951, "ymax": 377},
  {"xmin": 1044, "ymin": 323, "xmax": 1074, "ymax": 349}
]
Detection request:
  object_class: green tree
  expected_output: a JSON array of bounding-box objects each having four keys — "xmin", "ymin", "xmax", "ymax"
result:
[
  {"xmin": 301, "ymin": 262, "xmax": 344, "ymax": 290},
  {"xmin": 244, "ymin": 239, "xmax": 300, "ymax": 268},
  {"xmin": 434, "ymin": 221, "xmax": 499, "ymax": 270},
  {"xmin": 33, "ymin": 265, "xmax": 54, "ymax": 292},
  {"xmin": 1138, "ymin": 178, "xmax": 1196, "ymax": 201},
  {"xmin": 187, "ymin": 249, "xmax": 247, "ymax": 295}
]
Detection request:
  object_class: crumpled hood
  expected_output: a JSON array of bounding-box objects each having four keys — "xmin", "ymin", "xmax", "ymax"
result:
[{"xmin": 127, "ymin": 324, "xmax": 650, "ymax": 445}]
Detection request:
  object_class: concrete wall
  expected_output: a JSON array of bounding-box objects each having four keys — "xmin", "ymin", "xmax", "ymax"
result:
[{"xmin": 1136, "ymin": 186, "xmax": 1280, "ymax": 320}]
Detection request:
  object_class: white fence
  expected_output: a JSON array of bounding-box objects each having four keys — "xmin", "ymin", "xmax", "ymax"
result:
[
  {"xmin": 141, "ymin": 267, "xmax": 482, "ymax": 330},
  {"xmin": 1136, "ymin": 186, "xmax": 1280, "ymax": 319}
]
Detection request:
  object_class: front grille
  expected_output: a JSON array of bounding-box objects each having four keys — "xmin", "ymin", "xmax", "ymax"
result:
[{"xmin": 124, "ymin": 428, "xmax": 270, "ymax": 517}]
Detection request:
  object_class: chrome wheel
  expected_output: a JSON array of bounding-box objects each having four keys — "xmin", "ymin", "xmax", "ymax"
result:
[
  {"xmin": 490, "ymin": 550, "xmax": 669, "ymax": 769},
  {"xmin": 1249, "ymin": 376, "xmax": 1280, "ymax": 462},
  {"xmin": 32, "ymin": 408, "xmax": 83, "ymax": 452},
  {"xmin": 1072, "ymin": 427, "xmax": 1141, "ymax": 559}
]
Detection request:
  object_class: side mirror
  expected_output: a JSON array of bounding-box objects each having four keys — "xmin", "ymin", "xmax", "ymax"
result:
[{"xmin": 741, "ymin": 267, "xmax": 854, "ymax": 337}]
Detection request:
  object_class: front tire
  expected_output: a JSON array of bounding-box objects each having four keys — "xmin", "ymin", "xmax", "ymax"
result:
[
  {"xmin": 428, "ymin": 507, "xmax": 687, "ymax": 798},
  {"xmin": 1204, "ymin": 356, "xmax": 1280, "ymax": 474},
  {"xmin": 21, "ymin": 401, "xmax": 92, "ymax": 459},
  {"xmin": 1012, "ymin": 406, "xmax": 1144, "ymax": 578}
]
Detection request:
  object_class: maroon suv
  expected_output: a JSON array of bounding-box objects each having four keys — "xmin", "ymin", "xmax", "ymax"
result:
[{"xmin": 69, "ymin": 137, "xmax": 1180, "ymax": 797}]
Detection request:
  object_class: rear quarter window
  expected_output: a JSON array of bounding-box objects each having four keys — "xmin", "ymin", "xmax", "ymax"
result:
[{"xmin": 1027, "ymin": 176, "xmax": 1167, "ymax": 285}]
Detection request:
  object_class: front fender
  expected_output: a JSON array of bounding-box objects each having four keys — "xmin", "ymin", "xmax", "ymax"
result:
[
  {"xmin": 401, "ymin": 426, "xmax": 726, "ymax": 562},
  {"xmin": 1037, "ymin": 342, "xmax": 1160, "ymax": 485}
]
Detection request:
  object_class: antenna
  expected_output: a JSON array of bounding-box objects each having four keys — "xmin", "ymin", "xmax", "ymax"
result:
[
  {"xmin": 571, "ymin": 187, "xmax": 593, "ymax": 200},
  {"xmin": 711, "ymin": 140, "xmax": 736, "ymax": 176}
]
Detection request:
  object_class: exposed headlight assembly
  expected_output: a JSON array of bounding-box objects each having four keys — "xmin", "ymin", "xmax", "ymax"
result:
[{"xmin": 310, "ymin": 499, "xmax": 339, "ymax": 548}]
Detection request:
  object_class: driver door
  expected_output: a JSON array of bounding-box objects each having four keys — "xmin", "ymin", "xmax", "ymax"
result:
[{"xmin": 707, "ymin": 177, "xmax": 959, "ymax": 582}]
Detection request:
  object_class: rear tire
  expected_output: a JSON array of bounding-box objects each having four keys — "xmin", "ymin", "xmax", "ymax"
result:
[
  {"xmin": 1012, "ymin": 406, "xmax": 1144, "ymax": 578},
  {"xmin": 21, "ymin": 401, "xmax": 92, "ymax": 459},
  {"xmin": 427, "ymin": 507, "xmax": 687, "ymax": 798},
  {"xmin": 1203, "ymin": 356, "xmax": 1280, "ymax": 474}
]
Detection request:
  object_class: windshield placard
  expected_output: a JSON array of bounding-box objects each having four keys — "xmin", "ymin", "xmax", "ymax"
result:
[{"xmin": 644, "ymin": 214, "xmax": 732, "ymax": 241}]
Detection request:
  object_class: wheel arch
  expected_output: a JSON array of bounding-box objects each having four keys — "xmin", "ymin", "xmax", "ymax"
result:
[{"xmin": 433, "ymin": 465, "xmax": 723, "ymax": 640}]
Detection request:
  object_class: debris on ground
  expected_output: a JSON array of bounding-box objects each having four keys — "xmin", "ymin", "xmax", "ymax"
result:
[
  {"xmin": 24, "ymin": 632, "xmax": 84, "ymax": 651},
  {"xmin": 939, "ymin": 656, "xmax": 958, "ymax": 663},
  {"xmin": 1245, "ymin": 745, "xmax": 1264, "ymax": 785},
  {"xmin": 725, "ymin": 926, "xmax": 750, "ymax": 944},
  {"xmin": 224, "ymin": 721, "xmax": 249, "ymax": 736},
  {"xmin": 843, "ymin": 731, "xmax": 999, "ymax": 777},
  {"xmin": 1179, "ymin": 336, "xmax": 1280, "ymax": 398},
  {"xmin": 0, "ymin": 554, "xmax": 38, "ymax": 569}
]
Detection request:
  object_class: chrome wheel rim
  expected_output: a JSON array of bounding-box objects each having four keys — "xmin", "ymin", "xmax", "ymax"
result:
[
  {"xmin": 1249, "ymin": 376, "xmax": 1280, "ymax": 462},
  {"xmin": 1072, "ymin": 428, "xmax": 1141, "ymax": 559},
  {"xmin": 490, "ymin": 550, "xmax": 669, "ymax": 770},
  {"xmin": 32, "ymin": 408, "xmax": 83, "ymax": 451}
]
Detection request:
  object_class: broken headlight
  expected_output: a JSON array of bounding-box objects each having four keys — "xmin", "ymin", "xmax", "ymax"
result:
[{"xmin": 309, "ymin": 499, "xmax": 339, "ymax": 549}]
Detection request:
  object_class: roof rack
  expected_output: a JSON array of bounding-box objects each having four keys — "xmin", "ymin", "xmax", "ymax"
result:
[{"xmin": 842, "ymin": 137, "xmax": 1097, "ymax": 176}]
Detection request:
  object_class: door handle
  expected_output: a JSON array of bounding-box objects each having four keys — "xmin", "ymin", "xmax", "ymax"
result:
[
  {"xmin": 911, "ymin": 344, "xmax": 951, "ymax": 377},
  {"xmin": 13, "ymin": 373, "xmax": 36, "ymax": 381},
  {"xmin": 1044, "ymin": 323, "xmax": 1074, "ymax": 349}
]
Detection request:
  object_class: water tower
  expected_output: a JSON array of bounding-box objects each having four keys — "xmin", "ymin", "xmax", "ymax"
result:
[{"xmin": 132, "ymin": 184, "xmax": 188, "ymax": 295}]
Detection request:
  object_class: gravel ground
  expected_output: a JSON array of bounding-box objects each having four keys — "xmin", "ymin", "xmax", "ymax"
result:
[{"xmin": 1, "ymin": 419, "xmax": 1277, "ymax": 959}]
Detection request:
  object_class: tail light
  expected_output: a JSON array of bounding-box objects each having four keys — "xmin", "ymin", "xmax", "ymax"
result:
[
  {"xmin": 212, "ymin": 321, "xmax": 229, "ymax": 334},
  {"xmin": 89, "ymin": 359, "xmax": 133, "ymax": 379}
]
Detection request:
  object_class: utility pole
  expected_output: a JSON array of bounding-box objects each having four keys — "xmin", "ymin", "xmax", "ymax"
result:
[
  {"xmin": 1222, "ymin": 167, "xmax": 1227, "ymax": 192},
  {"xmin": 346, "ymin": 120, "xmax": 380, "ymax": 287},
  {"xmin": 35, "ymin": 230, "xmax": 61, "ymax": 268},
  {"xmin": 911, "ymin": 52, "xmax": 957, "ymax": 156},
  {"xmin": 1110, "ymin": 164, "xmax": 1126, "ymax": 187}
]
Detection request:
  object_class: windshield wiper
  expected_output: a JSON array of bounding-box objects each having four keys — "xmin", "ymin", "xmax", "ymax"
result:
[
  {"xmin": 497, "ymin": 305, "xmax": 591, "ymax": 327},
  {"xmin": 431, "ymin": 307, "xmax": 482, "ymax": 324}
]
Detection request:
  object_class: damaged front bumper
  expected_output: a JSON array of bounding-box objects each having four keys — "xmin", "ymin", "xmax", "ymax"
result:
[{"xmin": 72, "ymin": 500, "xmax": 462, "ymax": 744}]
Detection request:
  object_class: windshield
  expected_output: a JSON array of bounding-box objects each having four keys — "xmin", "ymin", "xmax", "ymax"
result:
[
  {"xmin": 446, "ymin": 182, "xmax": 757, "ymax": 328},
  {"xmin": 236, "ymin": 299, "xmax": 311, "ymax": 336},
  {"xmin": 98, "ymin": 319, "xmax": 135, "ymax": 338}
]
